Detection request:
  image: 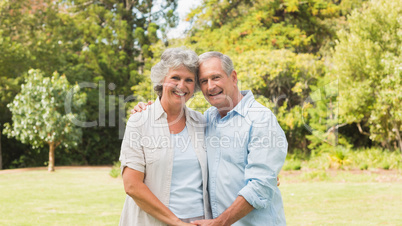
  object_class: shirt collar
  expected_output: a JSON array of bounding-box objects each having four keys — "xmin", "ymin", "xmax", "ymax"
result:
[
  {"xmin": 229, "ymin": 90, "xmax": 254, "ymax": 117},
  {"xmin": 154, "ymin": 97, "xmax": 166, "ymax": 121},
  {"xmin": 208, "ymin": 90, "xmax": 255, "ymax": 120},
  {"xmin": 153, "ymin": 97, "xmax": 199, "ymax": 122}
]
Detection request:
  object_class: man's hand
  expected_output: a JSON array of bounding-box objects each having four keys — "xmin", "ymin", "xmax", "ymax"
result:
[
  {"xmin": 130, "ymin": 100, "xmax": 153, "ymax": 116},
  {"xmin": 277, "ymin": 176, "xmax": 280, "ymax": 187},
  {"xmin": 191, "ymin": 219, "xmax": 222, "ymax": 226}
]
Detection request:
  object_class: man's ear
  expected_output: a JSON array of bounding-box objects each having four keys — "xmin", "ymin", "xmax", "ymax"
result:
[{"xmin": 231, "ymin": 70, "xmax": 238, "ymax": 85}]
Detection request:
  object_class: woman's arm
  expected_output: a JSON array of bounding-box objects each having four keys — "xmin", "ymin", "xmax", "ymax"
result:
[{"xmin": 122, "ymin": 167, "xmax": 191, "ymax": 226}]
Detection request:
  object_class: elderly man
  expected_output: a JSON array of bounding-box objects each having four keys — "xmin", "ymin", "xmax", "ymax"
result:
[
  {"xmin": 132, "ymin": 51, "xmax": 287, "ymax": 225},
  {"xmin": 191, "ymin": 52, "xmax": 287, "ymax": 226}
]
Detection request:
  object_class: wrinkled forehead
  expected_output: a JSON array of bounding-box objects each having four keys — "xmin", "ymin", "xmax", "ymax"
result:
[{"xmin": 199, "ymin": 58, "xmax": 224, "ymax": 75}]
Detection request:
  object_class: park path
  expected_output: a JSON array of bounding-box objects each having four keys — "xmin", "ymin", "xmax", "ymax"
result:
[
  {"xmin": 1, "ymin": 166, "xmax": 401, "ymax": 182},
  {"xmin": 0, "ymin": 165, "xmax": 112, "ymax": 174}
]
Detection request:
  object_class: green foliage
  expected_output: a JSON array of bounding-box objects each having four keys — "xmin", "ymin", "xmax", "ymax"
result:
[
  {"xmin": 333, "ymin": 0, "xmax": 402, "ymax": 151},
  {"xmin": 283, "ymin": 150, "xmax": 309, "ymax": 171},
  {"xmin": 0, "ymin": 0, "xmax": 180, "ymax": 169},
  {"xmin": 1, "ymin": 0, "xmax": 399, "ymax": 168},
  {"xmin": 177, "ymin": 0, "xmax": 377, "ymax": 155},
  {"xmin": 328, "ymin": 147, "xmax": 352, "ymax": 169},
  {"xmin": 109, "ymin": 161, "xmax": 121, "ymax": 178},
  {"xmin": 301, "ymin": 147, "xmax": 402, "ymax": 170},
  {"xmin": 0, "ymin": 0, "xmax": 70, "ymax": 144},
  {"xmin": 349, "ymin": 148, "xmax": 402, "ymax": 170},
  {"xmin": 301, "ymin": 170, "xmax": 329, "ymax": 181},
  {"xmin": 232, "ymin": 49, "xmax": 328, "ymax": 151},
  {"xmin": 63, "ymin": 0, "xmax": 178, "ymax": 93},
  {"xmin": 60, "ymin": 0, "xmax": 179, "ymax": 166},
  {"xmin": 4, "ymin": 69, "xmax": 86, "ymax": 155},
  {"xmin": 0, "ymin": 77, "xmax": 22, "ymax": 124},
  {"xmin": 283, "ymin": 158, "xmax": 303, "ymax": 171},
  {"xmin": 0, "ymin": 0, "xmax": 67, "ymax": 77},
  {"xmin": 185, "ymin": 0, "xmax": 367, "ymax": 54}
]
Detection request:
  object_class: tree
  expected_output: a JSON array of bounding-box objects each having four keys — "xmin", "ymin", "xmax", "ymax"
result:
[
  {"xmin": 333, "ymin": 0, "xmax": 402, "ymax": 151},
  {"xmin": 0, "ymin": 0, "xmax": 180, "ymax": 168},
  {"xmin": 232, "ymin": 49, "xmax": 328, "ymax": 151},
  {"xmin": 4, "ymin": 69, "xmax": 86, "ymax": 171},
  {"xmin": 0, "ymin": 129, "xmax": 2, "ymax": 169},
  {"xmin": 184, "ymin": 0, "xmax": 368, "ymax": 55},
  {"xmin": 56, "ymin": 0, "xmax": 179, "ymax": 165},
  {"xmin": 0, "ymin": 0, "xmax": 77, "ymax": 169}
]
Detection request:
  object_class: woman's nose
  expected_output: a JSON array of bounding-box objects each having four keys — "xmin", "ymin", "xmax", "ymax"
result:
[{"xmin": 177, "ymin": 80, "xmax": 185, "ymax": 89}]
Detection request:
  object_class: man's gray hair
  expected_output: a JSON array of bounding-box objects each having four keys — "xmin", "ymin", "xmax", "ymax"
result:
[
  {"xmin": 198, "ymin": 51, "xmax": 234, "ymax": 77},
  {"xmin": 151, "ymin": 47, "xmax": 199, "ymax": 97}
]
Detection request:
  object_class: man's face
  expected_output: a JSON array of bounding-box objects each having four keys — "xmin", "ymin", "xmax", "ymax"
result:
[{"xmin": 198, "ymin": 57, "xmax": 237, "ymax": 109}]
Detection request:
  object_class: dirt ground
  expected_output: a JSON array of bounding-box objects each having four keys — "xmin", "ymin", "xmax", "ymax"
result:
[
  {"xmin": 1, "ymin": 166, "xmax": 401, "ymax": 183},
  {"xmin": 0, "ymin": 165, "xmax": 112, "ymax": 175},
  {"xmin": 280, "ymin": 168, "xmax": 402, "ymax": 182}
]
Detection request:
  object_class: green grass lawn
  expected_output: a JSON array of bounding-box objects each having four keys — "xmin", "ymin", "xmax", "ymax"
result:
[
  {"xmin": 0, "ymin": 167, "xmax": 125, "ymax": 225},
  {"xmin": 1, "ymin": 167, "xmax": 401, "ymax": 225}
]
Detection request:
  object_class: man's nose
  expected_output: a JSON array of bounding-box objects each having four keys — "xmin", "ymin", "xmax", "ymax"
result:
[{"xmin": 207, "ymin": 79, "xmax": 215, "ymax": 90}]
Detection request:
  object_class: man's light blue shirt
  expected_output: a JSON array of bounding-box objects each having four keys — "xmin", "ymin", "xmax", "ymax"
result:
[{"xmin": 204, "ymin": 91, "xmax": 287, "ymax": 225}]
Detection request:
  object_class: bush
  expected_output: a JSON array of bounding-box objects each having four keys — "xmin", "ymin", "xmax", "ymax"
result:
[
  {"xmin": 359, "ymin": 163, "xmax": 368, "ymax": 170},
  {"xmin": 348, "ymin": 148, "xmax": 402, "ymax": 170},
  {"xmin": 303, "ymin": 153, "xmax": 331, "ymax": 170},
  {"xmin": 283, "ymin": 158, "xmax": 302, "ymax": 171},
  {"xmin": 328, "ymin": 147, "xmax": 351, "ymax": 169},
  {"xmin": 283, "ymin": 151, "xmax": 306, "ymax": 171},
  {"xmin": 301, "ymin": 170, "xmax": 329, "ymax": 181},
  {"xmin": 300, "ymin": 147, "xmax": 402, "ymax": 171},
  {"xmin": 109, "ymin": 161, "xmax": 121, "ymax": 178}
]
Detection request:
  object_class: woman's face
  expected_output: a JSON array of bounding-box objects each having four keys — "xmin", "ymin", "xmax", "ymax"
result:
[{"xmin": 161, "ymin": 65, "xmax": 196, "ymax": 106}]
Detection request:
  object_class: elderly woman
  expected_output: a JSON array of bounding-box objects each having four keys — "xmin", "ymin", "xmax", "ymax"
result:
[{"xmin": 119, "ymin": 48, "xmax": 211, "ymax": 225}]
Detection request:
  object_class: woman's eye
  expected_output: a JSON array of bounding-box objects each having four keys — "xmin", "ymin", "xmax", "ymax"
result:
[{"xmin": 172, "ymin": 76, "xmax": 179, "ymax": 80}]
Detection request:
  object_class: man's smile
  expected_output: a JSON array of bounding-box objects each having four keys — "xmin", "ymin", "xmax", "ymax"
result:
[{"xmin": 208, "ymin": 90, "xmax": 223, "ymax": 97}]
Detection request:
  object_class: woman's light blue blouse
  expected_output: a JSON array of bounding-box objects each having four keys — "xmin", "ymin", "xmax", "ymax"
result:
[{"xmin": 169, "ymin": 126, "xmax": 204, "ymax": 219}]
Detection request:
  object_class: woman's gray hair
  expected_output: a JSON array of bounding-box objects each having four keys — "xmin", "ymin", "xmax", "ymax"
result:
[
  {"xmin": 198, "ymin": 51, "xmax": 234, "ymax": 77},
  {"xmin": 151, "ymin": 47, "xmax": 199, "ymax": 97}
]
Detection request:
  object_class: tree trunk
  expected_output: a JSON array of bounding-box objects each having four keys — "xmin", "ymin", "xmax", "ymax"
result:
[
  {"xmin": 0, "ymin": 127, "xmax": 2, "ymax": 170},
  {"xmin": 392, "ymin": 120, "xmax": 402, "ymax": 153},
  {"xmin": 357, "ymin": 122, "xmax": 370, "ymax": 136},
  {"xmin": 48, "ymin": 142, "xmax": 55, "ymax": 172}
]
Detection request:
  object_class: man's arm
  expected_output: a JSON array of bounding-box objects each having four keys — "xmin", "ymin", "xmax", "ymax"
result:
[
  {"xmin": 194, "ymin": 111, "xmax": 287, "ymax": 225},
  {"xmin": 192, "ymin": 196, "xmax": 253, "ymax": 226},
  {"xmin": 130, "ymin": 101, "xmax": 153, "ymax": 115}
]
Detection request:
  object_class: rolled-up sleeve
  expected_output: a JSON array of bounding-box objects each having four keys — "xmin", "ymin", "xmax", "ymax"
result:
[
  {"xmin": 238, "ymin": 111, "xmax": 288, "ymax": 209},
  {"xmin": 119, "ymin": 114, "xmax": 145, "ymax": 174}
]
